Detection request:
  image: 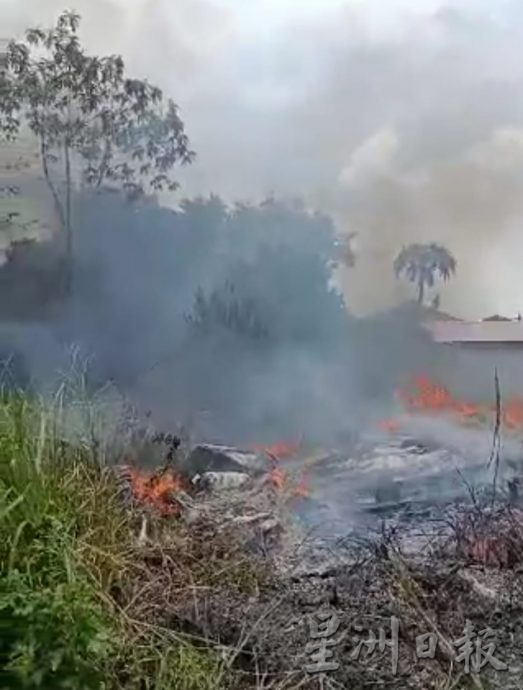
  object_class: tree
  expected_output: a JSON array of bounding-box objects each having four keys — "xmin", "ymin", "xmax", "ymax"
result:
[
  {"xmin": 0, "ymin": 184, "xmax": 39, "ymax": 245},
  {"xmin": 185, "ymin": 282, "xmax": 269, "ymax": 342},
  {"xmin": 393, "ymin": 243, "xmax": 456, "ymax": 305},
  {"xmin": 0, "ymin": 10, "xmax": 194, "ymax": 294}
]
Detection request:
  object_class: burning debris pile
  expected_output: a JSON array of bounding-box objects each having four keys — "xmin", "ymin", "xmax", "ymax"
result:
[
  {"xmin": 115, "ymin": 464, "xmax": 188, "ymax": 516},
  {"xmin": 112, "ymin": 436, "xmax": 313, "ymax": 559}
]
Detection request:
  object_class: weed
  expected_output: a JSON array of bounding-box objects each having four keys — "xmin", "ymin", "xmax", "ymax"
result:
[{"xmin": 0, "ymin": 390, "xmax": 227, "ymax": 689}]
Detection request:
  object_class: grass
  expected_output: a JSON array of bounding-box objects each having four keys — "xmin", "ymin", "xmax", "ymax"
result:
[
  {"xmin": 0, "ymin": 389, "xmax": 228, "ymax": 690},
  {"xmin": 5, "ymin": 379, "xmax": 517, "ymax": 690}
]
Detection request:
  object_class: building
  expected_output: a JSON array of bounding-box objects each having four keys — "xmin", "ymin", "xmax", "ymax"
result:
[
  {"xmin": 419, "ymin": 312, "xmax": 523, "ymax": 401},
  {"xmin": 423, "ymin": 316, "xmax": 523, "ymax": 347}
]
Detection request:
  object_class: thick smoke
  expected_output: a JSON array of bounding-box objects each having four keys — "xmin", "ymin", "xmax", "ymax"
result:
[
  {"xmin": 63, "ymin": 194, "xmax": 438, "ymax": 444},
  {"xmin": 1, "ymin": 0, "xmax": 523, "ymax": 445},
  {"xmin": 0, "ymin": 184, "xmax": 442, "ymax": 444},
  {"xmin": 3, "ymin": 0, "xmax": 523, "ymax": 317}
]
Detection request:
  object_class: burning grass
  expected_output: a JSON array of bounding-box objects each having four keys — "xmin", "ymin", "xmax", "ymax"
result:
[
  {"xmin": 117, "ymin": 464, "xmax": 188, "ymax": 516},
  {"xmin": 379, "ymin": 373, "xmax": 523, "ymax": 435},
  {"xmin": 3, "ymin": 381, "xmax": 523, "ymax": 690}
]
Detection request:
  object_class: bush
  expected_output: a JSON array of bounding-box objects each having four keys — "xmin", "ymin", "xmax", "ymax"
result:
[{"xmin": 0, "ymin": 391, "xmax": 225, "ymax": 690}]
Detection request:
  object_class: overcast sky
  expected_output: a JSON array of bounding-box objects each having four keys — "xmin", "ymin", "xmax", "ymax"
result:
[{"xmin": 2, "ymin": 0, "xmax": 523, "ymax": 317}]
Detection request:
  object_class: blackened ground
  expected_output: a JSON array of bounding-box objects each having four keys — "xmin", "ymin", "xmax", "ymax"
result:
[
  {"xmin": 114, "ymin": 423, "xmax": 523, "ymax": 690},
  {"xmin": 134, "ymin": 495, "xmax": 523, "ymax": 690}
]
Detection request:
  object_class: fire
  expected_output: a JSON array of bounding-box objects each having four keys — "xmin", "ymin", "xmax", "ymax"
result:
[
  {"xmin": 252, "ymin": 439, "xmax": 304, "ymax": 493},
  {"xmin": 397, "ymin": 375, "xmax": 455, "ymax": 412},
  {"xmin": 294, "ymin": 471, "xmax": 311, "ymax": 498},
  {"xmin": 270, "ymin": 467, "xmax": 286, "ymax": 491},
  {"xmin": 122, "ymin": 465, "xmax": 186, "ymax": 516},
  {"xmin": 268, "ymin": 459, "xmax": 310, "ymax": 498},
  {"xmin": 251, "ymin": 439, "xmax": 301, "ymax": 460},
  {"xmin": 379, "ymin": 418, "xmax": 401, "ymax": 433},
  {"xmin": 263, "ymin": 447, "xmax": 310, "ymax": 498},
  {"xmin": 503, "ymin": 399, "xmax": 523, "ymax": 429},
  {"xmin": 269, "ymin": 467, "xmax": 311, "ymax": 498},
  {"xmin": 381, "ymin": 373, "xmax": 523, "ymax": 433}
]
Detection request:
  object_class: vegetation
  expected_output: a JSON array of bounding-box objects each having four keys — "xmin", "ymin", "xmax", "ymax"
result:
[
  {"xmin": 0, "ymin": 387, "xmax": 272, "ymax": 690},
  {"xmin": 0, "ymin": 185, "xmax": 23, "ymax": 234},
  {"xmin": 0, "ymin": 187, "xmax": 354, "ymax": 440},
  {"xmin": 393, "ymin": 243, "xmax": 456, "ymax": 305},
  {"xmin": 71, "ymin": 193, "xmax": 353, "ymax": 441},
  {"xmin": 0, "ymin": 382, "xmax": 520, "ymax": 690},
  {"xmin": 0, "ymin": 10, "xmax": 194, "ymax": 293},
  {"xmin": 75, "ymin": 193, "xmax": 347, "ymax": 349},
  {"xmin": 186, "ymin": 282, "xmax": 270, "ymax": 342}
]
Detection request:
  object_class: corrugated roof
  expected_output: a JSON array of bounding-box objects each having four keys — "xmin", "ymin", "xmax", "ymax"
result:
[{"xmin": 424, "ymin": 320, "xmax": 523, "ymax": 343}]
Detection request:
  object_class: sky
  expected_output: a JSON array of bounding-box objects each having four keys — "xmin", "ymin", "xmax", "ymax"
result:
[{"xmin": 2, "ymin": 0, "xmax": 523, "ymax": 318}]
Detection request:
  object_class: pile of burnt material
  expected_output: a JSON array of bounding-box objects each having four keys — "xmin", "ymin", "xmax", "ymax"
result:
[
  {"xmin": 107, "ymin": 425, "xmax": 523, "ymax": 689},
  {"xmin": 113, "ymin": 437, "xmax": 311, "ymax": 560}
]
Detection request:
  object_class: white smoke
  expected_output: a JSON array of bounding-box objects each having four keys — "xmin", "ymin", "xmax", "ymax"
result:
[{"xmin": 3, "ymin": 0, "xmax": 523, "ymax": 316}]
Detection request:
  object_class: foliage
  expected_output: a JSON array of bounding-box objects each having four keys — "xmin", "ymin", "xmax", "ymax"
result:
[
  {"xmin": 185, "ymin": 282, "xmax": 269, "ymax": 341},
  {"xmin": 180, "ymin": 198, "xmax": 347, "ymax": 345},
  {"xmin": 0, "ymin": 190, "xmax": 352, "ymax": 439},
  {"xmin": 0, "ymin": 184, "xmax": 41, "ymax": 246},
  {"xmin": 67, "ymin": 193, "xmax": 348, "ymax": 376},
  {"xmin": 0, "ymin": 10, "xmax": 194, "ymax": 291},
  {"xmin": 393, "ymin": 242, "xmax": 456, "ymax": 305},
  {"xmin": 0, "ymin": 391, "xmax": 225, "ymax": 690}
]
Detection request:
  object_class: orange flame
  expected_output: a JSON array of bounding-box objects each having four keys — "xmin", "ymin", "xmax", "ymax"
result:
[
  {"xmin": 294, "ymin": 471, "xmax": 311, "ymax": 498},
  {"xmin": 379, "ymin": 418, "xmax": 401, "ymax": 433},
  {"xmin": 268, "ymin": 460, "xmax": 311, "ymax": 498},
  {"xmin": 251, "ymin": 439, "xmax": 301, "ymax": 460},
  {"xmin": 270, "ymin": 467, "xmax": 286, "ymax": 491},
  {"xmin": 388, "ymin": 373, "xmax": 523, "ymax": 433},
  {"xmin": 124, "ymin": 466, "xmax": 186, "ymax": 516}
]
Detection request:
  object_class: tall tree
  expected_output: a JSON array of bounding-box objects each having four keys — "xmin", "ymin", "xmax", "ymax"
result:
[
  {"xmin": 393, "ymin": 243, "xmax": 456, "ymax": 305},
  {"xmin": 0, "ymin": 10, "xmax": 194, "ymax": 294}
]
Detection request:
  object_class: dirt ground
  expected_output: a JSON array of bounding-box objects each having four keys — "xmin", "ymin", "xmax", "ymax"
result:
[{"xmin": 120, "ymin": 461, "xmax": 523, "ymax": 690}]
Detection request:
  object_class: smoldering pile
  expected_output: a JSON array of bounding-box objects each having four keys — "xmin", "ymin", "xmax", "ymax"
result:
[
  {"xmin": 107, "ymin": 427, "xmax": 523, "ymax": 690},
  {"xmin": 111, "ymin": 432, "xmax": 311, "ymax": 562},
  {"xmin": 108, "ymin": 409, "xmax": 523, "ymax": 567}
]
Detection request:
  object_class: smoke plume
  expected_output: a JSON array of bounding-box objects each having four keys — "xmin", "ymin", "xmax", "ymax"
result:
[
  {"xmin": 3, "ymin": 0, "xmax": 523, "ymax": 317},
  {"xmin": 2, "ymin": 0, "xmax": 523, "ymax": 449}
]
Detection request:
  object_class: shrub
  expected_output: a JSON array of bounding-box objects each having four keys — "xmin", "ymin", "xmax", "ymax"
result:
[{"xmin": 0, "ymin": 391, "xmax": 225, "ymax": 689}]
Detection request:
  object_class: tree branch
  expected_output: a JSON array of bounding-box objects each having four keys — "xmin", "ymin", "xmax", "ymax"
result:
[{"xmin": 40, "ymin": 131, "xmax": 65, "ymax": 229}]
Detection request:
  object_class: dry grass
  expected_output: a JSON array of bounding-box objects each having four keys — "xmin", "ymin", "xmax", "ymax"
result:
[{"xmin": 3, "ymin": 372, "xmax": 523, "ymax": 689}]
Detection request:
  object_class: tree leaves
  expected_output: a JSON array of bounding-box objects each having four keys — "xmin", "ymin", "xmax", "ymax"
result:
[
  {"xmin": 394, "ymin": 243, "xmax": 457, "ymax": 304},
  {"xmin": 0, "ymin": 10, "xmax": 194, "ymax": 208}
]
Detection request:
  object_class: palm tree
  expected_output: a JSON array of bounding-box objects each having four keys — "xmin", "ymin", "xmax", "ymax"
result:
[{"xmin": 393, "ymin": 243, "xmax": 456, "ymax": 305}]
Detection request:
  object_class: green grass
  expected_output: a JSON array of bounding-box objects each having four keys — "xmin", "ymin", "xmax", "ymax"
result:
[{"xmin": 0, "ymin": 391, "xmax": 226, "ymax": 690}]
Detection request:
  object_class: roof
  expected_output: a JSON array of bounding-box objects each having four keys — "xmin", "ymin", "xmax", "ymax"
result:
[
  {"xmin": 483, "ymin": 314, "xmax": 512, "ymax": 322},
  {"xmin": 424, "ymin": 320, "xmax": 523, "ymax": 343},
  {"xmin": 423, "ymin": 307, "xmax": 460, "ymax": 321}
]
